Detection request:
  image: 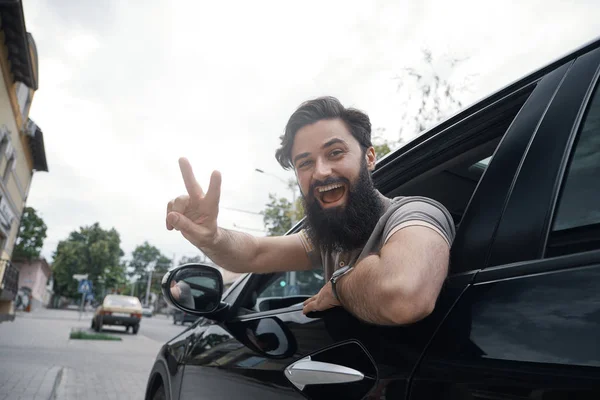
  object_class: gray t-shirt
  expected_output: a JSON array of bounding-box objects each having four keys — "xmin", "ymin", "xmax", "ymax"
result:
[{"xmin": 299, "ymin": 192, "xmax": 456, "ymax": 280}]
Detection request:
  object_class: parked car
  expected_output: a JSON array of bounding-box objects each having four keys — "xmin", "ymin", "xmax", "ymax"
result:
[
  {"xmin": 172, "ymin": 309, "xmax": 199, "ymax": 325},
  {"xmin": 145, "ymin": 37, "xmax": 600, "ymax": 400},
  {"xmin": 142, "ymin": 306, "xmax": 154, "ymax": 317},
  {"xmin": 92, "ymin": 294, "xmax": 143, "ymax": 334}
]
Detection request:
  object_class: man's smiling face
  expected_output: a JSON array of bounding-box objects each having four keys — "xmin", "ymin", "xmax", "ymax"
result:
[{"xmin": 291, "ymin": 118, "xmax": 376, "ymax": 208}]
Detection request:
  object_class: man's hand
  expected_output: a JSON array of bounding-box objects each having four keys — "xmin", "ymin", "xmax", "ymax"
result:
[
  {"xmin": 169, "ymin": 281, "xmax": 181, "ymax": 300},
  {"xmin": 302, "ymin": 282, "xmax": 341, "ymax": 315},
  {"xmin": 166, "ymin": 158, "xmax": 222, "ymax": 249}
]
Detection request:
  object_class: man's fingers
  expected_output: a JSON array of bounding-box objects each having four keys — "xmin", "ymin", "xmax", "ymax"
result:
[
  {"xmin": 172, "ymin": 195, "xmax": 189, "ymax": 214},
  {"xmin": 179, "ymin": 157, "xmax": 204, "ymax": 197},
  {"xmin": 303, "ymin": 296, "xmax": 316, "ymax": 306},
  {"xmin": 167, "ymin": 212, "xmax": 197, "ymax": 236},
  {"xmin": 303, "ymin": 299, "xmax": 319, "ymax": 314},
  {"xmin": 166, "ymin": 200, "xmax": 174, "ymax": 230},
  {"xmin": 205, "ymin": 170, "xmax": 222, "ymax": 206}
]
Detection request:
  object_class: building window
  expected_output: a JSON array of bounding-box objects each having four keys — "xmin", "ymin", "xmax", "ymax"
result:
[
  {"xmin": 3, "ymin": 155, "xmax": 15, "ymax": 183},
  {"xmin": 15, "ymin": 82, "xmax": 32, "ymax": 119}
]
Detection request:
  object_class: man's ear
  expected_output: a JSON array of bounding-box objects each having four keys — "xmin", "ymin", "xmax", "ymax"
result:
[{"xmin": 365, "ymin": 147, "xmax": 376, "ymax": 171}]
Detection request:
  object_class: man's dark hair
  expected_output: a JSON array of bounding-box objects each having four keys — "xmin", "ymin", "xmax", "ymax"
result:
[{"xmin": 275, "ymin": 96, "xmax": 372, "ymax": 170}]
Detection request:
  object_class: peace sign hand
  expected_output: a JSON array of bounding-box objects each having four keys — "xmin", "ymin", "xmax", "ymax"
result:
[{"xmin": 166, "ymin": 158, "xmax": 222, "ymax": 249}]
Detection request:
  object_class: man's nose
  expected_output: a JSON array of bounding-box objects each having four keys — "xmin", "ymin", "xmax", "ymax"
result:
[{"xmin": 313, "ymin": 159, "xmax": 332, "ymax": 181}]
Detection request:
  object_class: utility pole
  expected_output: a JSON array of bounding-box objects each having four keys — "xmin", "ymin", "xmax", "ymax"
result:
[{"xmin": 145, "ymin": 260, "xmax": 157, "ymax": 306}]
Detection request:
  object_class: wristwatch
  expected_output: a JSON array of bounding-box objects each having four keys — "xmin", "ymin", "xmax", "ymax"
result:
[{"xmin": 330, "ymin": 265, "xmax": 353, "ymax": 302}]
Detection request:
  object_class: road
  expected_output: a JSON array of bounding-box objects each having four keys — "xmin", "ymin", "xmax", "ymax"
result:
[{"xmin": 0, "ymin": 308, "xmax": 193, "ymax": 399}]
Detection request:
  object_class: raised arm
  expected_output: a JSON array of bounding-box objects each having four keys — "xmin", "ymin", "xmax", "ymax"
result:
[{"xmin": 166, "ymin": 158, "xmax": 312, "ymax": 274}]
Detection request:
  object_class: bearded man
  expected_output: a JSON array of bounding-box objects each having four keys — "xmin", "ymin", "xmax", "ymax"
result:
[{"xmin": 166, "ymin": 96, "xmax": 455, "ymax": 325}]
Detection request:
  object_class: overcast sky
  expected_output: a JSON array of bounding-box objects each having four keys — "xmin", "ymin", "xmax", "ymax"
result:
[{"xmin": 21, "ymin": 0, "xmax": 599, "ymax": 264}]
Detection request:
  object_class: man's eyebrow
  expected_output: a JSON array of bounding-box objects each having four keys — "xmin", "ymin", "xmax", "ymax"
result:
[
  {"xmin": 293, "ymin": 138, "xmax": 349, "ymax": 166},
  {"xmin": 293, "ymin": 152, "xmax": 310, "ymax": 165},
  {"xmin": 322, "ymin": 138, "xmax": 348, "ymax": 149}
]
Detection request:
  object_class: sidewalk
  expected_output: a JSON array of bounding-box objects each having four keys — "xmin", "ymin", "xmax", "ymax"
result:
[
  {"xmin": 0, "ymin": 308, "xmax": 165, "ymax": 400},
  {"xmin": 0, "ymin": 362, "xmax": 62, "ymax": 400}
]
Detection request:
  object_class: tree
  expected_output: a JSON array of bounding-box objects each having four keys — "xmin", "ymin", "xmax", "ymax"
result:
[
  {"xmin": 13, "ymin": 207, "xmax": 47, "ymax": 261},
  {"xmin": 51, "ymin": 223, "xmax": 124, "ymax": 299},
  {"xmin": 128, "ymin": 241, "xmax": 172, "ymax": 298},
  {"xmin": 394, "ymin": 49, "xmax": 470, "ymax": 142},
  {"xmin": 179, "ymin": 254, "xmax": 206, "ymax": 265},
  {"xmin": 262, "ymin": 194, "xmax": 294, "ymax": 236}
]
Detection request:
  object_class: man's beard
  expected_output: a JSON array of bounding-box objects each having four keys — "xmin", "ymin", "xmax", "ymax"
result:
[{"xmin": 302, "ymin": 161, "xmax": 385, "ymax": 253}]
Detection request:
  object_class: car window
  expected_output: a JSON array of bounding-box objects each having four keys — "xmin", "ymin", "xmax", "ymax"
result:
[
  {"xmin": 258, "ymin": 269, "xmax": 324, "ymax": 299},
  {"xmin": 548, "ymin": 81, "xmax": 600, "ymax": 254},
  {"xmin": 249, "ymin": 268, "xmax": 324, "ymax": 312}
]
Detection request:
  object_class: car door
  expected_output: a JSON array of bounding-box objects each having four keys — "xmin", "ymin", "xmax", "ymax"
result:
[
  {"xmin": 409, "ymin": 45, "xmax": 600, "ymax": 400},
  {"xmin": 177, "ymin": 261, "xmax": 474, "ymax": 400}
]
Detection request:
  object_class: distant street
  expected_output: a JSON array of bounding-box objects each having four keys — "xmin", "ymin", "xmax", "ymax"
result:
[{"xmin": 0, "ymin": 308, "xmax": 193, "ymax": 399}]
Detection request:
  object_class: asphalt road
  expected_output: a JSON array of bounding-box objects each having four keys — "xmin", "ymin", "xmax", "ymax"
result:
[
  {"xmin": 0, "ymin": 308, "xmax": 193, "ymax": 399},
  {"xmin": 99, "ymin": 311, "xmax": 193, "ymax": 343}
]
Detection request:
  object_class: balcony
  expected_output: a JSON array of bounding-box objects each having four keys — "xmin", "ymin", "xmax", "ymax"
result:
[{"xmin": 0, "ymin": 259, "xmax": 18, "ymax": 301}]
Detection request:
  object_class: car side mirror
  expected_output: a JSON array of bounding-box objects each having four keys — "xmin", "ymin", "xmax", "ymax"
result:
[{"xmin": 161, "ymin": 263, "xmax": 227, "ymax": 316}]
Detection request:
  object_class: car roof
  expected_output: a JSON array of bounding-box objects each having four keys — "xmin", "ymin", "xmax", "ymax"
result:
[{"xmin": 105, "ymin": 294, "xmax": 137, "ymax": 299}]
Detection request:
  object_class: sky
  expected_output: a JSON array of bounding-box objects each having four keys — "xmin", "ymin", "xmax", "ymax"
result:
[{"xmin": 21, "ymin": 0, "xmax": 600, "ymax": 264}]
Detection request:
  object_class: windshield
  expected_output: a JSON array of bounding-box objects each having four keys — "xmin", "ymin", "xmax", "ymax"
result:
[{"xmin": 104, "ymin": 296, "xmax": 141, "ymax": 308}]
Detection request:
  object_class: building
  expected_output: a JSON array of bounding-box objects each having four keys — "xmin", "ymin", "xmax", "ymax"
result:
[
  {"xmin": 0, "ymin": 1, "xmax": 48, "ymax": 322},
  {"xmin": 15, "ymin": 258, "xmax": 51, "ymax": 310}
]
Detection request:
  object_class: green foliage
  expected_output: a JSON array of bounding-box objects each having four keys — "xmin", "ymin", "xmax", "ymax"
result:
[
  {"xmin": 262, "ymin": 194, "xmax": 293, "ymax": 236},
  {"xmin": 51, "ymin": 223, "xmax": 124, "ymax": 299},
  {"xmin": 128, "ymin": 241, "xmax": 172, "ymax": 297},
  {"xmin": 69, "ymin": 330, "xmax": 122, "ymax": 341},
  {"xmin": 13, "ymin": 207, "xmax": 47, "ymax": 261},
  {"xmin": 373, "ymin": 142, "xmax": 392, "ymax": 158}
]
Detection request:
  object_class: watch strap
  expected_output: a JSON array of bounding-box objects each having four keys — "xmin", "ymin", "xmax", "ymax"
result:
[{"xmin": 330, "ymin": 265, "xmax": 352, "ymax": 302}]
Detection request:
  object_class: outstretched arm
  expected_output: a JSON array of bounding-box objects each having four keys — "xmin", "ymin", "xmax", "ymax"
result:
[{"xmin": 166, "ymin": 158, "xmax": 311, "ymax": 274}]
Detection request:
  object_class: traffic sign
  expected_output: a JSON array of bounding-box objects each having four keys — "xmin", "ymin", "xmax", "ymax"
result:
[
  {"xmin": 78, "ymin": 279, "xmax": 92, "ymax": 294},
  {"xmin": 73, "ymin": 274, "xmax": 88, "ymax": 281}
]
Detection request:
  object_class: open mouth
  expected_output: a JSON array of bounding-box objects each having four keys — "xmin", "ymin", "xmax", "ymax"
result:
[{"xmin": 316, "ymin": 183, "xmax": 346, "ymax": 206}]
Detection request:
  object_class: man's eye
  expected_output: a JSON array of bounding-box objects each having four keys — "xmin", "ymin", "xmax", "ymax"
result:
[
  {"xmin": 298, "ymin": 160, "xmax": 312, "ymax": 168},
  {"xmin": 330, "ymin": 150, "xmax": 344, "ymax": 157}
]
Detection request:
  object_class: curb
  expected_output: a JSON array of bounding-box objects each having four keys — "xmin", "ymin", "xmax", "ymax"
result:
[{"xmin": 43, "ymin": 366, "xmax": 64, "ymax": 400}]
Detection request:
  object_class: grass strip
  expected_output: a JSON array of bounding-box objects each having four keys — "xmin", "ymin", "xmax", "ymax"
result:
[{"xmin": 69, "ymin": 330, "xmax": 122, "ymax": 341}]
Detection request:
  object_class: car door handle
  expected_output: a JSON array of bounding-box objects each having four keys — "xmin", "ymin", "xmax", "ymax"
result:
[{"xmin": 284, "ymin": 356, "xmax": 364, "ymax": 390}]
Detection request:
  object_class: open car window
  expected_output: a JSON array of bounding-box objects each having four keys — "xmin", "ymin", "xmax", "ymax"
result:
[{"xmin": 249, "ymin": 269, "xmax": 324, "ymax": 313}]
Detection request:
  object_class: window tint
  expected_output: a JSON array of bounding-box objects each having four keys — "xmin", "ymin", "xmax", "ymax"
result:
[
  {"xmin": 548, "ymin": 82, "xmax": 600, "ymax": 256},
  {"xmin": 552, "ymin": 83, "xmax": 600, "ymax": 231}
]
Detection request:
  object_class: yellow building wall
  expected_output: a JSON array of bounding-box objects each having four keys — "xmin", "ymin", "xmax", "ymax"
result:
[{"xmin": 0, "ymin": 43, "xmax": 33, "ymax": 260}]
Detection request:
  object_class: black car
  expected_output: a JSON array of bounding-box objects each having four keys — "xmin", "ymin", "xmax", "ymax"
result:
[
  {"xmin": 172, "ymin": 309, "xmax": 199, "ymax": 325},
  {"xmin": 145, "ymin": 37, "xmax": 600, "ymax": 400}
]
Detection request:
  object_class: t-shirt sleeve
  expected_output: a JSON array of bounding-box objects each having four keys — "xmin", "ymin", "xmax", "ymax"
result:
[
  {"xmin": 383, "ymin": 198, "xmax": 456, "ymax": 247},
  {"xmin": 298, "ymin": 229, "xmax": 322, "ymax": 269}
]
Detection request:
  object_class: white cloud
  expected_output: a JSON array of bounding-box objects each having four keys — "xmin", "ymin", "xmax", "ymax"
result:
[{"xmin": 21, "ymin": 0, "xmax": 600, "ymax": 263}]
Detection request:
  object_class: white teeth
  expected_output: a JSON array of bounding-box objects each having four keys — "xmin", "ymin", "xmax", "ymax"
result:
[{"xmin": 317, "ymin": 183, "xmax": 343, "ymax": 193}]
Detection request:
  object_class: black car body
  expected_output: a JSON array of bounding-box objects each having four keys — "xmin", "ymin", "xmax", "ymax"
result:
[
  {"xmin": 172, "ymin": 309, "xmax": 199, "ymax": 325},
  {"xmin": 145, "ymin": 37, "xmax": 600, "ymax": 399}
]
